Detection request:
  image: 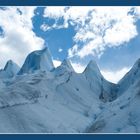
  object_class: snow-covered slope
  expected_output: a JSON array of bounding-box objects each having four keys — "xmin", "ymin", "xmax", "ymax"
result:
[
  {"xmin": 85, "ymin": 59, "xmax": 140, "ymax": 133},
  {"xmin": 86, "ymin": 78, "xmax": 140, "ymax": 133},
  {"xmin": 18, "ymin": 48, "xmax": 54, "ymax": 75},
  {"xmin": 0, "ymin": 48, "xmax": 140, "ymax": 133},
  {"xmin": 83, "ymin": 60, "xmax": 117, "ymax": 102},
  {"xmin": 0, "ymin": 50, "xmax": 112, "ymax": 133},
  {"xmin": 0, "ymin": 70, "xmax": 104, "ymax": 133}
]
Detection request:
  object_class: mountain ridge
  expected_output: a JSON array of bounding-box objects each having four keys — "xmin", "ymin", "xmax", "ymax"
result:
[{"xmin": 0, "ymin": 48, "xmax": 139, "ymax": 133}]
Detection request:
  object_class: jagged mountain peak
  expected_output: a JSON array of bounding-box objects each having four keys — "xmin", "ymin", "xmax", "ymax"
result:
[
  {"xmin": 0, "ymin": 60, "xmax": 20, "ymax": 78},
  {"xmin": 33, "ymin": 47, "xmax": 49, "ymax": 55},
  {"xmin": 84, "ymin": 60, "xmax": 101, "ymax": 75},
  {"xmin": 4, "ymin": 60, "xmax": 18, "ymax": 71},
  {"xmin": 1, "ymin": 48, "xmax": 140, "ymax": 133},
  {"xmin": 61, "ymin": 59, "xmax": 74, "ymax": 71},
  {"xmin": 88, "ymin": 60, "xmax": 98, "ymax": 68},
  {"xmin": 53, "ymin": 59, "xmax": 74, "ymax": 76},
  {"xmin": 18, "ymin": 47, "xmax": 54, "ymax": 75}
]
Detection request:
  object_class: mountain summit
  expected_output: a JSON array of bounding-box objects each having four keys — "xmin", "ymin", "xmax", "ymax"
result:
[
  {"xmin": 18, "ymin": 47, "xmax": 54, "ymax": 75},
  {"xmin": 84, "ymin": 60, "xmax": 101, "ymax": 75},
  {"xmin": 0, "ymin": 60, "xmax": 20, "ymax": 78},
  {"xmin": 83, "ymin": 60, "xmax": 117, "ymax": 102},
  {"xmin": 53, "ymin": 59, "xmax": 74, "ymax": 76}
]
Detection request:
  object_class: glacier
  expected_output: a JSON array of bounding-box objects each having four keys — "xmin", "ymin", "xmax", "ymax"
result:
[
  {"xmin": 0, "ymin": 47, "xmax": 140, "ymax": 133},
  {"xmin": 0, "ymin": 60, "xmax": 20, "ymax": 79},
  {"xmin": 18, "ymin": 48, "xmax": 54, "ymax": 75}
]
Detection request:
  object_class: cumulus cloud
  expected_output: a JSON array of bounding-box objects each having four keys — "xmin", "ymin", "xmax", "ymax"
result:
[
  {"xmin": 43, "ymin": 6, "xmax": 140, "ymax": 59},
  {"xmin": 43, "ymin": 6, "xmax": 92, "ymax": 30},
  {"xmin": 44, "ymin": 7, "xmax": 67, "ymax": 19},
  {"xmin": 101, "ymin": 67, "xmax": 131, "ymax": 83},
  {"xmin": 0, "ymin": 7, "xmax": 44, "ymax": 68}
]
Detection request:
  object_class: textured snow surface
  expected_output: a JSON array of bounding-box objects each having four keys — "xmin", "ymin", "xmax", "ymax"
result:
[
  {"xmin": 0, "ymin": 48, "xmax": 140, "ymax": 133},
  {"xmin": 0, "ymin": 71, "xmax": 102, "ymax": 133}
]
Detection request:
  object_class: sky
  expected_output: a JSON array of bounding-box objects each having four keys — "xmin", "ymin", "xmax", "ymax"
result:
[{"xmin": 0, "ymin": 6, "xmax": 140, "ymax": 83}]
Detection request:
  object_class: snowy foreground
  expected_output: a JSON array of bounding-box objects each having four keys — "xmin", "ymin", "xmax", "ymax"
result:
[{"xmin": 0, "ymin": 48, "xmax": 140, "ymax": 133}]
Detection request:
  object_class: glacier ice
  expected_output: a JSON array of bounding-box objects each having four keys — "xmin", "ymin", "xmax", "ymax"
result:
[
  {"xmin": 0, "ymin": 60, "xmax": 20, "ymax": 79},
  {"xmin": 0, "ymin": 48, "xmax": 139, "ymax": 133},
  {"xmin": 18, "ymin": 48, "xmax": 54, "ymax": 75}
]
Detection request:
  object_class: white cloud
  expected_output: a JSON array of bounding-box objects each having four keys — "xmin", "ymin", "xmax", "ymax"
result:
[
  {"xmin": 68, "ymin": 44, "xmax": 78, "ymax": 58},
  {"xmin": 70, "ymin": 7, "xmax": 138, "ymax": 58},
  {"xmin": 101, "ymin": 67, "xmax": 130, "ymax": 83},
  {"xmin": 53, "ymin": 59, "xmax": 61, "ymax": 68},
  {"xmin": 58, "ymin": 48, "xmax": 63, "ymax": 52},
  {"xmin": 103, "ymin": 14, "xmax": 137, "ymax": 46},
  {"xmin": 76, "ymin": 36, "xmax": 104, "ymax": 58},
  {"xmin": 44, "ymin": 7, "xmax": 67, "ymax": 19},
  {"xmin": 43, "ymin": 6, "xmax": 93, "ymax": 30},
  {"xmin": 40, "ymin": 23, "xmax": 51, "ymax": 31},
  {"xmin": 0, "ymin": 7, "xmax": 44, "ymax": 68},
  {"xmin": 134, "ymin": 7, "xmax": 140, "ymax": 18},
  {"xmin": 43, "ymin": 6, "xmax": 140, "ymax": 59}
]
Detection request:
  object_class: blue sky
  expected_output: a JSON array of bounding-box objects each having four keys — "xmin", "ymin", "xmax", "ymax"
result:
[{"xmin": 0, "ymin": 7, "xmax": 140, "ymax": 83}]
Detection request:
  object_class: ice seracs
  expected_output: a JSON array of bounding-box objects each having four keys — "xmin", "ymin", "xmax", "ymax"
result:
[
  {"xmin": 61, "ymin": 59, "xmax": 74, "ymax": 71},
  {"xmin": 53, "ymin": 59, "xmax": 74, "ymax": 76},
  {"xmin": 84, "ymin": 60, "xmax": 101, "ymax": 76},
  {"xmin": 0, "ymin": 60, "xmax": 20, "ymax": 79},
  {"xmin": 18, "ymin": 47, "xmax": 54, "ymax": 75},
  {"xmin": 0, "ymin": 47, "xmax": 140, "ymax": 133}
]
